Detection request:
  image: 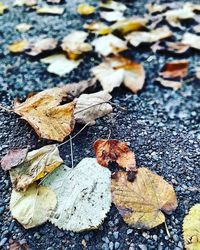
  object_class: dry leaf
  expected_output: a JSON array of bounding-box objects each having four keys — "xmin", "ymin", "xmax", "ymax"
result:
[
  {"xmin": 1, "ymin": 148, "xmax": 28, "ymax": 171},
  {"xmin": 99, "ymin": 1, "xmax": 126, "ymax": 11},
  {"xmin": 10, "ymin": 183, "xmax": 57, "ymax": 229},
  {"xmin": 43, "ymin": 158, "xmax": 111, "ymax": 232},
  {"xmin": 125, "ymin": 26, "xmax": 172, "ymax": 47},
  {"xmin": 27, "ymin": 38, "xmax": 57, "ymax": 56},
  {"xmin": 94, "ymin": 139, "xmax": 137, "ymax": 172},
  {"xmin": 10, "ymin": 145, "xmax": 63, "ymax": 191},
  {"xmin": 151, "ymin": 41, "xmax": 189, "ymax": 54},
  {"xmin": 183, "ymin": 204, "xmax": 200, "ymax": 250},
  {"xmin": 0, "ymin": 2, "xmax": 8, "ymax": 14},
  {"xmin": 77, "ymin": 3, "xmax": 95, "ymax": 15},
  {"xmin": 41, "ymin": 54, "xmax": 81, "ymax": 76},
  {"xmin": 160, "ymin": 60, "xmax": 189, "ymax": 78},
  {"xmin": 146, "ymin": 3, "xmax": 167, "ymax": 14},
  {"xmin": 75, "ymin": 91, "xmax": 113, "ymax": 125},
  {"xmin": 111, "ymin": 167, "xmax": 178, "ymax": 229},
  {"xmin": 13, "ymin": 0, "xmax": 37, "ymax": 7},
  {"xmin": 37, "ymin": 6, "xmax": 64, "ymax": 15},
  {"xmin": 182, "ymin": 33, "xmax": 200, "ymax": 50},
  {"xmin": 83, "ymin": 21, "xmax": 111, "ymax": 35},
  {"xmin": 91, "ymin": 34, "xmax": 127, "ymax": 56},
  {"xmin": 16, "ymin": 23, "xmax": 32, "ymax": 33},
  {"xmin": 8, "ymin": 40, "xmax": 29, "ymax": 53},
  {"xmin": 100, "ymin": 11, "xmax": 124, "ymax": 22},
  {"xmin": 13, "ymin": 87, "xmax": 75, "ymax": 141},
  {"xmin": 47, "ymin": 0, "xmax": 61, "ymax": 3},
  {"xmin": 61, "ymin": 31, "xmax": 92, "ymax": 59},
  {"xmin": 156, "ymin": 77, "xmax": 182, "ymax": 90},
  {"xmin": 9, "ymin": 239, "xmax": 29, "ymax": 250}
]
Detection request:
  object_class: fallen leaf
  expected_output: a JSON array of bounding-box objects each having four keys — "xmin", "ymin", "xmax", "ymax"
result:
[
  {"xmin": 100, "ymin": 11, "xmax": 124, "ymax": 22},
  {"xmin": 183, "ymin": 204, "xmax": 200, "ymax": 250},
  {"xmin": 74, "ymin": 91, "xmax": 113, "ymax": 125},
  {"xmin": 77, "ymin": 3, "xmax": 95, "ymax": 15},
  {"xmin": 91, "ymin": 34, "xmax": 127, "ymax": 56},
  {"xmin": 152, "ymin": 41, "xmax": 189, "ymax": 54},
  {"xmin": 9, "ymin": 239, "xmax": 29, "ymax": 250},
  {"xmin": 16, "ymin": 23, "xmax": 32, "ymax": 33},
  {"xmin": 43, "ymin": 158, "xmax": 111, "ymax": 232},
  {"xmin": 83, "ymin": 21, "xmax": 111, "ymax": 35},
  {"xmin": 37, "ymin": 6, "xmax": 64, "ymax": 15},
  {"xmin": 94, "ymin": 139, "xmax": 137, "ymax": 172},
  {"xmin": 156, "ymin": 77, "xmax": 182, "ymax": 90},
  {"xmin": 1, "ymin": 148, "xmax": 28, "ymax": 171},
  {"xmin": 160, "ymin": 60, "xmax": 189, "ymax": 78},
  {"xmin": 99, "ymin": 1, "xmax": 126, "ymax": 12},
  {"xmin": 182, "ymin": 33, "xmax": 200, "ymax": 50},
  {"xmin": 146, "ymin": 3, "xmax": 167, "ymax": 14},
  {"xmin": 13, "ymin": 87, "xmax": 75, "ymax": 141},
  {"xmin": 0, "ymin": 2, "xmax": 7, "ymax": 14},
  {"xmin": 111, "ymin": 17, "xmax": 147, "ymax": 34},
  {"xmin": 193, "ymin": 24, "xmax": 200, "ymax": 33},
  {"xmin": 111, "ymin": 167, "xmax": 178, "ymax": 229},
  {"xmin": 10, "ymin": 183, "xmax": 57, "ymax": 229},
  {"xmin": 196, "ymin": 67, "xmax": 200, "ymax": 79},
  {"xmin": 13, "ymin": 0, "xmax": 37, "ymax": 7},
  {"xmin": 125, "ymin": 26, "xmax": 172, "ymax": 47},
  {"xmin": 61, "ymin": 31, "xmax": 92, "ymax": 59},
  {"xmin": 41, "ymin": 54, "xmax": 81, "ymax": 76},
  {"xmin": 47, "ymin": 0, "xmax": 61, "ymax": 3},
  {"xmin": 10, "ymin": 145, "xmax": 63, "ymax": 191},
  {"xmin": 27, "ymin": 38, "xmax": 57, "ymax": 56},
  {"xmin": 8, "ymin": 40, "xmax": 29, "ymax": 53}
]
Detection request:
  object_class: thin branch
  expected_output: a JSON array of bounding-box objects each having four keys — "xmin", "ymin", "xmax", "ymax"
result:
[
  {"xmin": 108, "ymin": 101, "xmax": 127, "ymax": 111},
  {"xmin": 69, "ymin": 136, "xmax": 74, "ymax": 168},
  {"xmin": 0, "ymin": 104, "xmax": 13, "ymax": 113}
]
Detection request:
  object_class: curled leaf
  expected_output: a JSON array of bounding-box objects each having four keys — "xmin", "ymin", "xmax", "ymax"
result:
[{"xmin": 77, "ymin": 3, "xmax": 95, "ymax": 15}]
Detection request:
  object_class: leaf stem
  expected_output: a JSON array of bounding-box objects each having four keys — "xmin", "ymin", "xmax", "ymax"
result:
[
  {"xmin": 0, "ymin": 104, "xmax": 12, "ymax": 113},
  {"xmin": 164, "ymin": 221, "xmax": 171, "ymax": 238},
  {"xmin": 69, "ymin": 136, "xmax": 74, "ymax": 168}
]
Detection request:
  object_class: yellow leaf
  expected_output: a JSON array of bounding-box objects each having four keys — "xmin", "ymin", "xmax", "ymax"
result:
[
  {"xmin": 77, "ymin": 3, "xmax": 95, "ymax": 15},
  {"xmin": 111, "ymin": 167, "xmax": 178, "ymax": 229},
  {"xmin": 8, "ymin": 40, "xmax": 29, "ymax": 53},
  {"xmin": 0, "ymin": 2, "xmax": 8, "ymax": 14},
  {"xmin": 13, "ymin": 87, "xmax": 75, "ymax": 141},
  {"xmin": 10, "ymin": 183, "xmax": 57, "ymax": 229},
  {"xmin": 84, "ymin": 21, "xmax": 111, "ymax": 35},
  {"xmin": 183, "ymin": 204, "xmax": 200, "ymax": 250}
]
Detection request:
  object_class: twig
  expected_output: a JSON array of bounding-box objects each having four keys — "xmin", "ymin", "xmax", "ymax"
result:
[
  {"xmin": 69, "ymin": 136, "xmax": 74, "ymax": 168},
  {"xmin": 107, "ymin": 129, "xmax": 111, "ymax": 140},
  {"xmin": 164, "ymin": 221, "xmax": 171, "ymax": 238},
  {"xmin": 108, "ymin": 101, "xmax": 127, "ymax": 111},
  {"xmin": 0, "ymin": 104, "xmax": 12, "ymax": 113}
]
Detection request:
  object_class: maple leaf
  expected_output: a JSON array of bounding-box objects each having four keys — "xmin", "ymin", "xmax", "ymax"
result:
[
  {"xmin": 10, "ymin": 145, "xmax": 63, "ymax": 191},
  {"xmin": 74, "ymin": 91, "xmax": 113, "ymax": 125},
  {"xmin": 10, "ymin": 183, "xmax": 57, "ymax": 229},
  {"xmin": 111, "ymin": 167, "xmax": 178, "ymax": 229},
  {"xmin": 94, "ymin": 139, "xmax": 137, "ymax": 172},
  {"xmin": 43, "ymin": 158, "xmax": 111, "ymax": 232},
  {"xmin": 183, "ymin": 204, "xmax": 200, "ymax": 250},
  {"xmin": 77, "ymin": 3, "xmax": 95, "ymax": 15},
  {"xmin": 13, "ymin": 87, "xmax": 75, "ymax": 141},
  {"xmin": 160, "ymin": 60, "xmax": 189, "ymax": 78}
]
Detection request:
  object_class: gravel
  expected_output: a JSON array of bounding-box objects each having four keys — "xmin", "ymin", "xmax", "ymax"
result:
[{"xmin": 0, "ymin": 0, "xmax": 200, "ymax": 249}]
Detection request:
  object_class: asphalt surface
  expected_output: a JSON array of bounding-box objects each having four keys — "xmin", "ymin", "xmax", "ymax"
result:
[{"xmin": 0, "ymin": 0, "xmax": 200, "ymax": 249}]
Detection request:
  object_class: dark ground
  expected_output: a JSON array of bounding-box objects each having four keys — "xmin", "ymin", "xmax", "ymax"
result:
[{"xmin": 0, "ymin": 0, "xmax": 200, "ymax": 249}]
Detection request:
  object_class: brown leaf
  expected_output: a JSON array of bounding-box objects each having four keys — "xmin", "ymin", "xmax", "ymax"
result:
[
  {"xmin": 1, "ymin": 148, "xmax": 28, "ymax": 171},
  {"xmin": 93, "ymin": 139, "xmax": 137, "ymax": 172},
  {"xmin": 9, "ymin": 239, "xmax": 29, "ymax": 250},
  {"xmin": 13, "ymin": 87, "xmax": 75, "ymax": 141},
  {"xmin": 160, "ymin": 60, "xmax": 189, "ymax": 78},
  {"xmin": 27, "ymin": 38, "xmax": 57, "ymax": 56},
  {"xmin": 156, "ymin": 77, "xmax": 182, "ymax": 90},
  {"xmin": 111, "ymin": 168, "xmax": 178, "ymax": 229}
]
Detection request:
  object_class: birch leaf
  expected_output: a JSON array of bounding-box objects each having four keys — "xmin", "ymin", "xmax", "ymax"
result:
[
  {"xmin": 43, "ymin": 158, "xmax": 111, "ymax": 232},
  {"xmin": 10, "ymin": 183, "xmax": 57, "ymax": 229},
  {"xmin": 183, "ymin": 204, "xmax": 200, "ymax": 250},
  {"xmin": 10, "ymin": 145, "xmax": 63, "ymax": 191},
  {"xmin": 13, "ymin": 87, "xmax": 75, "ymax": 141},
  {"xmin": 77, "ymin": 3, "xmax": 95, "ymax": 15},
  {"xmin": 111, "ymin": 167, "xmax": 178, "ymax": 229},
  {"xmin": 75, "ymin": 91, "xmax": 113, "ymax": 125}
]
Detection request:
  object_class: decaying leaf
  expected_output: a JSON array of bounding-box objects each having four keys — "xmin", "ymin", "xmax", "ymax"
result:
[
  {"xmin": 0, "ymin": 2, "xmax": 8, "ymax": 14},
  {"xmin": 43, "ymin": 158, "xmax": 111, "ymax": 232},
  {"xmin": 37, "ymin": 6, "xmax": 64, "ymax": 15},
  {"xmin": 27, "ymin": 38, "xmax": 57, "ymax": 56},
  {"xmin": 99, "ymin": 1, "xmax": 126, "ymax": 12},
  {"xmin": 13, "ymin": 0, "xmax": 37, "ymax": 7},
  {"xmin": 111, "ymin": 167, "xmax": 178, "ymax": 229},
  {"xmin": 16, "ymin": 23, "xmax": 32, "ymax": 33},
  {"xmin": 75, "ymin": 91, "xmax": 113, "ymax": 125},
  {"xmin": 125, "ymin": 26, "xmax": 172, "ymax": 47},
  {"xmin": 13, "ymin": 87, "xmax": 75, "ymax": 141},
  {"xmin": 83, "ymin": 21, "xmax": 111, "ymax": 35},
  {"xmin": 182, "ymin": 33, "xmax": 200, "ymax": 50},
  {"xmin": 100, "ymin": 11, "xmax": 124, "ymax": 22},
  {"xmin": 77, "ymin": 3, "xmax": 95, "ymax": 15},
  {"xmin": 160, "ymin": 60, "xmax": 189, "ymax": 78},
  {"xmin": 156, "ymin": 77, "xmax": 182, "ymax": 90},
  {"xmin": 94, "ymin": 139, "xmax": 137, "ymax": 172},
  {"xmin": 1, "ymin": 148, "xmax": 28, "ymax": 171},
  {"xmin": 8, "ymin": 40, "xmax": 29, "ymax": 53},
  {"xmin": 9, "ymin": 239, "xmax": 29, "ymax": 250},
  {"xmin": 41, "ymin": 54, "xmax": 81, "ymax": 76},
  {"xmin": 183, "ymin": 204, "xmax": 200, "ymax": 250},
  {"xmin": 61, "ymin": 31, "xmax": 92, "ymax": 59},
  {"xmin": 91, "ymin": 34, "xmax": 127, "ymax": 56},
  {"xmin": 9, "ymin": 145, "xmax": 63, "ymax": 191},
  {"xmin": 111, "ymin": 18, "xmax": 147, "ymax": 34},
  {"xmin": 10, "ymin": 183, "xmax": 57, "ymax": 229}
]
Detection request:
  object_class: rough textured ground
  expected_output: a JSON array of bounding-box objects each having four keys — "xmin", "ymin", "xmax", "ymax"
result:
[{"xmin": 0, "ymin": 0, "xmax": 200, "ymax": 249}]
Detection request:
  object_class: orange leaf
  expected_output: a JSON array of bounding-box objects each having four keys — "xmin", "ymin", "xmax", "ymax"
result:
[{"xmin": 160, "ymin": 60, "xmax": 189, "ymax": 78}]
